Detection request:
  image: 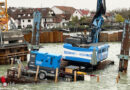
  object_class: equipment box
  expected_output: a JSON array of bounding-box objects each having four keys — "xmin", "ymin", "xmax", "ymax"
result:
[{"xmin": 65, "ymin": 65, "xmax": 79, "ymax": 74}]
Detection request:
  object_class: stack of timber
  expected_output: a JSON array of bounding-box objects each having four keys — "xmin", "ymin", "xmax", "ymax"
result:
[
  {"xmin": 0, "ymin": 30, "xmax": 28, "ymax": 64},
  {"xmin": 24, "ymin": 30, "xmax": 63, "ymax": 43}
]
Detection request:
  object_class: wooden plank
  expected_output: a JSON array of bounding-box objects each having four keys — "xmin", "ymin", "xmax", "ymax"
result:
[
  {"xmin": 74, "ymin": 71, "xmax": 77, "ymax": 82},
  {"xmin": 55, "ymin": 68, "xmax": 59, "ymax": 83},
  {"xmin": 35, "ymin": 66, "xmax": 40, "ymax": 81},
  {"xmin": 11, "ymin": 58, "xmax": 14, "ymax": 67},
  {"xmin": 17, "ymin": 64, "xmax": 21, "ymax": 78}
]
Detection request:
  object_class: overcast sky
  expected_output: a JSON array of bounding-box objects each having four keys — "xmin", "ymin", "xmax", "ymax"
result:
[{"xmin": 7, "ymin": 0, "xmax": 130, "ymax": 11}]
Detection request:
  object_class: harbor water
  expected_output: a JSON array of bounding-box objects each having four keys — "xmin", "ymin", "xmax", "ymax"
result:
[{"xmin": 0, "ymin": 42, "xmax": 130, "ymax": 90}]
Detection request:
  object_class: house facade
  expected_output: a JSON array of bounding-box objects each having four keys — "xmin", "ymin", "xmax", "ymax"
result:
[
  {"xmin": 71, "ymin": 9, "xmax": 90, "ymax": 19},
  {"xmin": 8, "ymin": 8, "xmax": 56, "ymax": 29},
  {"xmin": 53, "ymin": 14, "xmax": 71, "ymax": 28},
  {"xmin": 51, "ymin": 6, "xmax": 75, "ymax": 28}
]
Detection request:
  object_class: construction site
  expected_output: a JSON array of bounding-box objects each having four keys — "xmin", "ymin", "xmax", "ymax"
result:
[{"xmin": 0, "ymin": 0, "xmax": 130, "ymax": 90}]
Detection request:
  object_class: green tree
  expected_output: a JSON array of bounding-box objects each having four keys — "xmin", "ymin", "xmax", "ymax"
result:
[
  {"xmin": 71, "ymin": 16, "xmax": 79, "ymax": 25},
  {"xmin": 67, "ymin": 16, "xmax": 79, "ymax": 31},
  {"xmin": 79, "ymin": 16, "xmax": 86, "ymax": 24},
  {"xmin": 115, "ymin": 14, "xmax": 125, "ymax": 23},
  {"xmin": 68, "ymin": 16, "xmax": 91, "ymax": 31}
]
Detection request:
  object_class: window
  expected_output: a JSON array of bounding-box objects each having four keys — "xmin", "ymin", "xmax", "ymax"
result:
[
  {"xmin": 28, "ymin": 19, "xmax": 31, "ymax": 22},
  {"xmin": 28, "ymin": 14, "xmax": 30, "ymax": 16},
  {"xmin": 27, "ymin": 25, "xmax": 32, "ymax": 28},
  {"xmin": 102, "ymin": 48, "xmax": 106, "ymax": 52},
  {"xmin": 30, "ymin": 14, "xmax": 33, "ymax": 16},
  {"xmin": 20, "ymin": 10, "xmax": 22, "ymax": 12},
  {"xmin": 18, "ymin": 26, "xmax": 21, "ymax": 29},
  {"xmin": 45, "ymin": 60, "xmax": 48, "ymax": 62},
  {"xmin": 45, "ymin": 18, "xmax": 46, "ymax": 22},
  {"xmin": 23, "ymin": 14, "xmax": 26, "ymax": 16},
  {"xmin": 18, "ymin": 15, "xmax": 21, "ymax": 18}
]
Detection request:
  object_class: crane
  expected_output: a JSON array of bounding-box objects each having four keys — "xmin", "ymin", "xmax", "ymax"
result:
[
  {"xmin": 31, "ymin": 9, "xmax": 42, "ymax": 51},
  {"xmin": 63, "ymin": 0, "xmax": 109, "ymax": 66},
  {"xmin": 91, "ymin": 0, "xmax": 106, "ymax": 43},
  {"xmin": 65, "ymin": 0, "xmax": 106, "ymax": 45}
]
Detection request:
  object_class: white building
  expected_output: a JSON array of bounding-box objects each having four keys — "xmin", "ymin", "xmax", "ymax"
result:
[
  {"xmin": 8, "ymin": 7, "xmax": 74, "ymax": 30},
  {"xmin": 52, "ymin": 6, "xmax": 76, "ymax": 15},
  {"xmin": 53, "ymin": 14, "xmax": 71, "ymax": 28},
  {"xmin": 71, "ymin": 9, "xmax": 90, "ymax": 20},
  {"xmin": 9, "ymin": 8, "xmax": 56, "ymax": 29}
]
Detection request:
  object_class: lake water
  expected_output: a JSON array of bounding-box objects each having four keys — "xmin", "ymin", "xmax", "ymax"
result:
[{"xmin": 0, "ymin": 42, "xmax": 130, "ymax": 90}]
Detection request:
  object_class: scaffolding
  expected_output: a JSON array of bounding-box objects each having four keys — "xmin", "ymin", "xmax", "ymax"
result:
[{"xmin": 0, "ymin": 0, "xmax": 8, "ymax": 32}]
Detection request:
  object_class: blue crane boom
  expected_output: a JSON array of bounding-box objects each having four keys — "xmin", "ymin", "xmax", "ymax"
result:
[
  {"xmin": 65, "ymin": 0, "xmax": 106, "ymax": 45},
  {"xmin": 31, "ymin": 9, "xmax": 42, "ymax": 50},
  {"xmin": 91, "ymin": 0, "xmax": 106, "ymax": 43}
]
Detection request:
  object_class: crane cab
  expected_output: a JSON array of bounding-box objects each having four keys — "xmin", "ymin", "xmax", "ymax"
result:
[{"xmin": 28, "ymin": 51, "xmax": 62, "ymax": 79}]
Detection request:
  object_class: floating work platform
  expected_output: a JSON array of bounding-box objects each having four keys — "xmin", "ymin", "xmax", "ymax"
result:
[
  {"xmin": 0, "ymin": 30, "xmax": 28, "ymax": 64},
  {"xmin": 5, "ymin": 59, "xmax": 114, "ymax": 84},
  {"xmin": 3, "ymin": 50, "xmax": 114, "ymax": 84}
]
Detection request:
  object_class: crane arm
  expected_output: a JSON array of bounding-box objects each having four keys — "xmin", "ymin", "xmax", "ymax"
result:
[
  {"xmin": 31, "ymin": 10, "xmax": 42, "ymax": 50},
  {"xmin": 91, "ymin": 0, "xmax": 106, "ymax": 43}
]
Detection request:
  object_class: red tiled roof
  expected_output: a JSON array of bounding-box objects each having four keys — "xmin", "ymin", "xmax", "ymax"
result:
[
  {"xmin": 77, "ymin": 9, "xmax": 89, "ymax": 16},
  {"xmin": 55, "ymin": 6, "xmax": 76, "ymax": 14}
]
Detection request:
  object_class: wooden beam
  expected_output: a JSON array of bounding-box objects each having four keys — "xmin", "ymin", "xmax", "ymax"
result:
[
  {"xmin": 17, "ymin": 64, "xmax": 21, "ymax": 78},
  {"xmin": 74, "ymin": 71, "xmax": 77, "ymax": 82},
  {"xmin": 119, "ymin": 21, "xmax": 130, "ymax": 73},
  {"xmin": 35, "ymin": 66, "xmax": 40, "ymax": 82},
  {"xmin": 55, "ymin": 68, "xmax": 59, "ymax": 83}
]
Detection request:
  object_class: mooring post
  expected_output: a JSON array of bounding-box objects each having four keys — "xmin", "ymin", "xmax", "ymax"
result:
[
  {"xmin": 17, "ymin": 64, "xmax": 21, "ymax": 78},
  {"xmin": 55, "ymin": 68, "xmax": 59, "ymax": 83},
  {"xmin": 118, "ymin": 20, "xmax": 130, "ymax": 73},
  {"xmin": 116, "ymin": 73, "xmax": 120, "ymax": 83},
  {"xmin": 116, "ymin": 76, "xmax": 119, "ymax": 83},
  {"xmin": 11, "ymin": 58, "xmax": 14, "ymax": 67},
  {"xmin": 35, "ymin": 65, "xmax": 40, "ymax": 81},
  {"xmin": 74, "ymin": 71, "xmax": 77, "ymax": 82},
  {"xmin": 84, "ymin": 30, "xmax": 87, "ymax": 35},
  {"xmin": 97, "ymin": 75, "xmax": 99, "ymax": 82}
]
